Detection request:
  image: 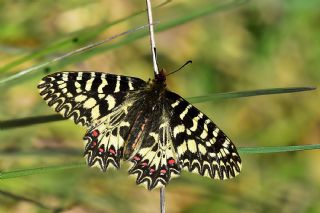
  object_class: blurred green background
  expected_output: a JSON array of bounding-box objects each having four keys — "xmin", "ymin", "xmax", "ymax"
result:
[{"xmin": 0, "ymin": 0, "xmax": 319, "ymax": 212}]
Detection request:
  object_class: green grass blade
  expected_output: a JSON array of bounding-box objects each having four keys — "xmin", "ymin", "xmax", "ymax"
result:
[
  {"xmin": 0, "ymin": 40, "xmax": 71, "ymax": 75},
  {"xmin": 50, "ymin": 0, "xmax": 248, "ymax": 74},
  {"xmin": 238, "ymin": 144, "xmax": 320, "ymax": 154},
  {"xmin": 0, "ymin": 149, "xmax": 81, "ymax": 158},
  {"xmin": 0, "ymin": 86, "xmax": 315, "ymax": 129},
  {"xmin": 187, "ymin": 87, "xmax": 316, "ymax": 103},
  {"xmin": 0, "ymin": 0, "xmax": 172, "ymax": 74},
  {"xmin": 0, "ymin": 162, "xmax": 85, "ymax": 179},
  {"xmin": 0, "ymin": 0, "xmax": 246, "ymax": 87},
  {"xmin": 0, "ymin": 24, "xmax": 151, "ymax": 86},
  {"xmin": 0, "ymin": 114, "xmax": 63, "ymax": 130},
  {"xmin": 0, "ymin": 143, "xmax": 319, "ymax": 179}
]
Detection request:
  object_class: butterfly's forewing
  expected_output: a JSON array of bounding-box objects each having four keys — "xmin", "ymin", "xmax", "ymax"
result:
[
  {"xmin": 38, "ymin": 71, "xmax": 147, "ymax": 170},
  {"xmin": 166, "ymin": 91, "xmax": 242, "ymax": 180},
  {"xmin": 38, "ymin": 72, "xmax": 147, "ymax": 127}
]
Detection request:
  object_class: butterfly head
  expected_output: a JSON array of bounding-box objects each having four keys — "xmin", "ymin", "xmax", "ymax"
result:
[{"xmin": 153, "ymin": 68, "xmax": 167, "ymax": 86}]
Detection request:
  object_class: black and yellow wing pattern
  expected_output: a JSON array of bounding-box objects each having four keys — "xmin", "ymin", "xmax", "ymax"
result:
[{"xmin": 38, "ymin": 71, "xmax": 241, "ymax": 190}]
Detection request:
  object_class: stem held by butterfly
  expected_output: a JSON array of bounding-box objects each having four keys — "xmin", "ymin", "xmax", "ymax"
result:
[
  {"xmin": 160, "ymin": 187, "xmax": 165, "ymax": 213},
  {"xmin": 146, "ymin": 0, "xmax": 164, "ymax": 212},
  {"xmin": 146, "ymin": 0, "xmax": 159, "ymax": 76}
]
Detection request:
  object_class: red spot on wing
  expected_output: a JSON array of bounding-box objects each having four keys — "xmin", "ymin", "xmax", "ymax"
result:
[
  {"xmin": 98, "ymin": 148, "xmax": 104, "ymax": 153},
  {"xmin": 91, "ymin": 141, "xmax": 97, "ymax": 147},
  {"xmin": 92, "ymin": 130, "xmax": 99, "ymax": 137},
  {"xmin": 168, "ymin": 159, "xmax": 175, "ymax": 165},
  {"xmin": 109, "ymin": 148, "xmax": 116, "ymax": 155},
  {"xmin": 141, "ymin": 162, "xmax": 148, "ymax": 167},
  {"xmin": 134, "ymin": 155, "xmax": 141, "ymax": 161},
  {"xmin": 160, "ymin": 169, "xmax": 167, "ymax": 174},
  {"xmin": 149, "ymin": 168, "xmax": 155, "ymax": 174}
]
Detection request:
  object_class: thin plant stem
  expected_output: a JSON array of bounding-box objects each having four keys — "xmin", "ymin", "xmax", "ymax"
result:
[
  {"xmin": 160, "ymin": 187, "xmax": 165, "ymax": 213},
  {"xmin": 146, "ymin": 0, "xmax": 159, "ymax": 75},
  {"xmin": 146, "ymin": 0, "xmax": 164, "ymax": 212}
]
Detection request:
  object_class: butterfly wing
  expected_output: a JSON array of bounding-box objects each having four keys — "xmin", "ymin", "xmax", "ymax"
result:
[
  {"xmin": 127, "ymin": 103, "xmax": 181, "ymax": 190},
  {"xmin": 165, "ymin": 91, "xmax": 242, "ymax": 180},
  {"xmin": 38, "ymin": 71, "xmax": 147, "ymax": 127},
  {"xmin": 38, "ymin": 71, "xmax": 147, "ymax": 170},
  {"xmin": 38, "ymin": 71, "xmax": 241, "ymax": 188},
  {"xmin": 82, "ymin": 104, "xmax": 132, "ymax": 170}
]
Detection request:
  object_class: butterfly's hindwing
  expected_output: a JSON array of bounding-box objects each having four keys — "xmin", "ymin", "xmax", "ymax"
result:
[
  {"xmin": 83, "ymin": 108, "xmax": 129, "ymax": 170},
  {"xmin": 38, "ymin": 72, "xmax": 147, "ymax": 127},
  {"xmin": 166, "ymin": 91, "xmax": 242, "ymax": 180},
  {"xmin": 128, "ymin": 106, "xmax": 181, "ymax": 190},
  {"xmin": 82, "ymin": 89, "xmax": 145, "ymax": 171}
]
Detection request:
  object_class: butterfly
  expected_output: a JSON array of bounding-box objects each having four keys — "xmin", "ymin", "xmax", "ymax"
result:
[{"xmin": 38, "ymin": 70, "xmax": 241, "ymax": 190}]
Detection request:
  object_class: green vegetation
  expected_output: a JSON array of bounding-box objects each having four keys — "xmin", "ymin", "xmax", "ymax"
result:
[{"xmin": 0, "ymin": 0, "xmax": 319, "ymax": 212}]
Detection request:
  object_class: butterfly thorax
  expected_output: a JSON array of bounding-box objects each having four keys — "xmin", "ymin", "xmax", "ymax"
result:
[
  {"xmin": 150, "ymin": 69, "xmax": 167, "ymax": 91},
  {"xmin": 123, "ymin": 70, "xmax": 168, "ymax": 160}
]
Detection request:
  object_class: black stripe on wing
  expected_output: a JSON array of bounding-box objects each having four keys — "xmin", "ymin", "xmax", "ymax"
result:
[
  {"xmin": 127, "ymin": 106, "xmax": 181, "ymax": 190},
  {"xmin": 38, "ymin": 71, "xmax": 147, "ymax": 127},
  {"xmin": 165, "ymin": 91, "xmax": 242, "ymax": 180}
]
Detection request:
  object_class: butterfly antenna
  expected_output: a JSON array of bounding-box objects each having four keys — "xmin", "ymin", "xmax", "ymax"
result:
[{"xmin": 166, "ymin": 60, "xmax": 192, "ymax": 76}]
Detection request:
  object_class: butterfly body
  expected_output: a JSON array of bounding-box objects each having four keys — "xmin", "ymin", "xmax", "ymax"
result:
[{"xmin": 38, "ymin": 70, "xmax": 241, "ymax": 190}]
